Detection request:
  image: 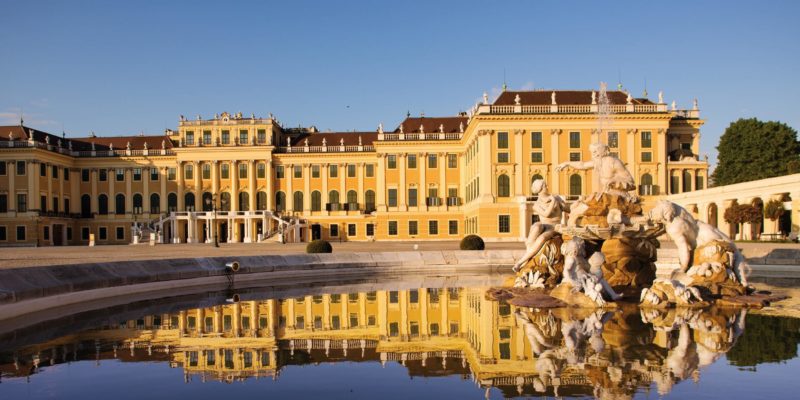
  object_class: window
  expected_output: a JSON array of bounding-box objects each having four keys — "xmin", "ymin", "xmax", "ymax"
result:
[
  {"xmin": 497, "ymin": 175, "xmax": 510, "ymax": 197},
  {"xmin": 52, "ymin": 197, "xmax": 59, "ymax": 213},
  {"xmin": 569, "ymin": 152, "xmax": 581, "ymax": 161},
  {"xmin": 330, "ymin": 224, "xmax": 339, "ymax": 237},
  {"xmin": 199, "ymin": 164, "xmax": 209, "ymax": 179},
  {"xmin": 257, "ymin": 129, "xmax": 266, "ymax": 143},
  {"xmin": 51, "ymin": 165, "xmax": 58, "ymax": 179},
  {"xmin": 0, "ymin": 195, "xmax": 6, "ymax": 213},
  {"xmin": 388, "ymin": 221, "xmax": 398, "ymax": 235},
  {"xmin": 99, "ymin": 227, "xmax": 107, "ymax": 240},
  {"xmin": 696, "ymin": 175, "xmax": 704, "ymax": 190},
  {"xmin": 387, "ymin": 155, "xmax": 397, "ymax": 169},
  {"xmin": 115, "ymin": 194, "xmax": 126, "ymax": 215},
  {"xmin": 498, "ymin": 215, "xmax": 510, "ymax": 233},
  {"xmin": 408, "ymin": 188, "xmax": 417, "ymax": 207},
  {"xmin": 43, "ymin": 225, "xmax": 50, "ymax": 241},
  {"xmin": 366, "ymin": 223, "xmax": 375, "ymax": 236},
  {"xmin": 220, "ymin": 164, "xmax": 230, "ymax": 179},
  {"xmin": 388, "ymin": 188, "xmax": 397, "ymax": 207},
  {"xmin": 82, "ymin": 169, "xmax": 90, "ymax": 181},
  {"xmin": 81, "ymin": 227, "xmax": 90, "ymax": 240},
  {"xmin": 64, "ymin": 168, "xmax": 69, "ymax": 180},
  {"xmin": 167, "ymin": 168, "xmax": 176, "ymax": 181},
  {"xmin": 497, "ymin": 132, "xmax": 509, "ymax": 149},
  {"xmin": 132, "ymin": 168, "xmax": 141, "ymax": 181},
  {"xmin": 365, "ymin": 164, "xmax": 374, "ymax": 177},
  {"xmin": 40, "ymin": 163, "xmax": 46, "ymax": 177},
  {"xmin": 17, "ymin": 161, "xmax": 26, "ymax": 175},
  {"xmin": 641, "ymin": 152, "xmax": 652, "ymax": 162},
  {"xmin": 328, "ymin": 190, "xmax": 340, "ymax": 210},
  {"xmin": 293, "ymin": 191, "xmax": 303, "ymax": 211},
  {"xmin": 347, "ymin": 223, "xmax": 356, "ymax": 236},
  {"xmin": 0, "ymin": 162, "xmax": 5, "ymax": 176},
  {"xmin": 639, "ymin": 173, "xmax": 655, "ymax": 196},
  {"xmin": 346, "ymin": 190, "xmax": 357, "ymax": 207},
  {"xmin": 238, "ymin": 163, "xmax": 247, "ymax": 179},
  {"xmin": 238, "ymin": 192, "xmax": 249, "ymax": 211},
  {"xmin": 311, "ymin": 191, "xmax": 322, "ymax": 211},
  {"xmin": 40, "ymin": 195, "xmax": 46, "ymax": 212},
  {"xmin": 329, "ymin": 165, "xmax": 338, "ymax": 178},
  {"xmin": 569, "ymin": 131, "xmax": 581, "ymax": 148},
  {"xmin": 427, "ymin": 187, "xmax": 439, "ymax": 206},
  {"xmin": 168, "ymin": 193, "xmax": 178, "ymax": 212},
  {"xmin": 311, "ymin": 165, "xmax": 320, "ymax": 178},
  {"xmin": 257, "ymin": 191, "xmax": 267, "ymax": 210},
  {"xmin": 116, "ymin": 226, "xmax": 125, "ymax": 240},
  {"xmin": 608, "ymin": 131, "xmax": 619, "ymax": 148},
  {"xmin": 64, "ymin": 198, "xmax": 69, "ymax": 213},
  {"xmin": 569, "ymin": 174, "xmax": 582, "ymax": 198},
  {"xmin": 347, "ymin": 164, "xmax": 356, "ymax": 177},
  {"xmin": 671, "ymin": 175, "xmax": 680, "ymax": 193},
  {"xmin": 428, "ymin": 220, "xmax": 438, "ymax": 235},
  {"xmin": 239, "ymin": 130, "xmax": 248, "ymax": 144},
  {"xmin": 683, "ymin": 171, "xmax": 692, "ymax": 193},
  {"xmin": 531, "ymin": 131, "xmax": 542, "ymax": 148},
  {"xmin": 16, "ymin": 226, "xmax": 26, "ymax": 241},
  {"xmin": 0, "ymin": 226, "xmax": 6, "ymax": 241},
  {"xmin": 114, "ymin": 168, "xmax": 124, "ymax": 181},
  {"xmin": 293, "ymin": 165, "xmax": 302, "ymax": 178},
  {"xmin": 257, "ymin": 163, "xmax": 266, "ymax": 178},
  {"xmin": 221, "ymin": 130, "xmax": 230, "ymax": 144},
  {"xmin": 447, "ymin": 154, "xmax": 457, "ymax": 168},
  {"xmin": 133, "ymin": 194, "xmax": 143, "ymax": 214},
  {"xmin": 365, "ymin": 190, "xmax": 376, "ymax": 211},
  {"xmin": 497, "ymin": 152, "xmax": 509, "ymax": 163},
  {"xmin": 185, "ymin": 131, "xmax": 194, "ymax": 145},
  {"xmin": 150, "ymin": 194, "xmax": 160, "ymax": 214},
  {"xmin": 407, "ymin": 154, "xmax": 417, "ymax": 169},
  {"xmin": 150, "ymin": 168, "xmax": 159, "ymax": 181},
  {"xmin": 184, "ymin": 165, "xmax": 193, "ymax": 180},
  {"xmin": 408, "ymin": 221, "xmax": 418, "ymax": 235},
  {"xmin": 641, "ymin": 131, "xmax": 652, "ymax": 148},
  {"xmin": 531, "ymin": 152, "xmax": 543, "ymax": 163},
  {"xmin": 98, "ymin": 194, "xmax": 108, "ymax": 214},
  {"xmin": 449, "ymin": 220, "xmax": 458, "ymax": 235},
  {"xmin": 202, "ymin": 130, "xmax": 211, "ymax": 145},
  {"xmin": 427, "ymin": 154, "xmax": 437, "ymax": 168}
]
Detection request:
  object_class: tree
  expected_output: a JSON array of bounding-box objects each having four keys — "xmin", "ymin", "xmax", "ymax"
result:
[
  {"xmin": 764, "ymin": 199, "xmax": 785, "ymax": 234},
  {"xmin": 712, "ymin": 118, "xmax": 800, "ymax": 186},
  {"xmin": 724, "ymin": 204, "xmax": 762, "ymax": 240}
]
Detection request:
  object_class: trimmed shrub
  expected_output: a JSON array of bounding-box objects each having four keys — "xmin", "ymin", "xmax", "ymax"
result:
[
  {"xmin": 460, "ymin": 235, "xmax": 485, "ymax": 250},
  {"xmin": 306, "ymin": 239, "xmax": 333, "ymax": 253}
]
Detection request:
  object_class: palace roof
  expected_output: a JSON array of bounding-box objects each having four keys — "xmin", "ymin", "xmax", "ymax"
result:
[
  {"xmin": 493, "ymin": 90, "xmax": 654, "ymax": 106},
  {"xmin": 286, "ymin": 131, "xmax": 377, "ymax": 147},
  {"xmin": 395, "ymin": 116, "xmax": 469, "ymax": 134}
]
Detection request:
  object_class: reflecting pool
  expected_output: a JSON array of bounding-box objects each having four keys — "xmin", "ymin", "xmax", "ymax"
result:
[{"xmin": 1, "ymin": 276, "xmax": 799, "ymax": 399}]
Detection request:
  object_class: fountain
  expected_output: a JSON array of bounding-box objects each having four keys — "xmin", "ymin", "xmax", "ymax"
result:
[{"xmin": 491, "ymin": 83, "xmax": 783, "ymax": 309}]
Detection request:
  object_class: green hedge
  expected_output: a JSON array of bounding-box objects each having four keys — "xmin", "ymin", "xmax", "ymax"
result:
[
  {"xmin": 306, "ymin": 239, "xmax": 333, "ymax": 253},
  {"xmin": 460, "ymin": 235, "xmax": 485, "ymax": 250}
]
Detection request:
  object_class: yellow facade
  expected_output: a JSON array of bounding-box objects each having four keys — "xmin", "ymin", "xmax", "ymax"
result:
[{"xmin": 0, "ymin": 91, "xmax": 708, "ymax": 246}]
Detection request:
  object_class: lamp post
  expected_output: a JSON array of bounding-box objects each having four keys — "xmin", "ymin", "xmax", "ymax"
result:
[{"xmin": 206, "ymin": 195, "xmax": 219, "ymax": 247}]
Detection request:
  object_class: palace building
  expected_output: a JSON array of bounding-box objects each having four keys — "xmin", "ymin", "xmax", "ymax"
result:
[{"xmin": 0, "ymin": 89, "xmax": 709, "ymax": 246}]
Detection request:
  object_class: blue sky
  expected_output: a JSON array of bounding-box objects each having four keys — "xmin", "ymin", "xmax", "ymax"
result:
[{"xmin": 1, "ymin": 0, "xmax": 798, "ymax": 166}]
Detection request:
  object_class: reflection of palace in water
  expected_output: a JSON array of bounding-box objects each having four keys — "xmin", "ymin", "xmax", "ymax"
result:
[{"xmin": 1, "ymin": 287, "xmax": 749, "ymax": 398}]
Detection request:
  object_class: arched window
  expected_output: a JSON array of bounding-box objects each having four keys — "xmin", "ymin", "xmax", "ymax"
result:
[
  {"xmin": 275, "ymin": 191, "xmax": 286, "ymax": 212},
  {"xmin": 708, "ymin": 203, "xmax": 718, "ymax": 228},
  {"xmin": 202, "ymin": 192, "xmax": 213, "ymax": 211},
  {"xmin": 257, "ymin": 191, "xmax": 267, "ymax": 210},
  {"xmin": 239, "ymin": 192, "xmax": 250, "ymax": 211},
  {"xmin": 311, "ymin": 191, "xmax": 322, "ymax": 211},
  {"xmin": 569, "ymin": 174, "xmax": 582, "ymax": 198},
  {"xmin": 347, "ymin": 190, "xmax": 357, "ymax": 205},
  {"xmin": 133, "ymin": 194, "xmax": 143, "ymax": 214},
  {"xmin": 497, "ymin": 175, "xmax": 510, "ymax": 197},
  {"xmin": 150, "ymin": 193, "xmax": 160, "ymax": 214},
  {"xmin": 220, "ymin": 192, "xmax": 231, "ymax": 211},
  {"xmin": 81, "ymin": 194, "xmax": 91, "ymax": 218},
  {"xmin": 167, "ymin": 193, "xmax": 177, "ymax": 212},
  {"xmin": 98, "ymin": 194, "xmax": 109, "ymax": 215},
  {"xmin": 328, "ymin": 190, "xmax": 340, "ymax": 211},
  {"xmin": 184, "ymin": 192, "xmax": 195, "ymax": 212},
  {"xmin": 293, "ymin": 191, "xmax": 303, "ymax": 211},
  {"xmin": 682, "ymin": 171, "xmax": 692, "ymax": 193},
  {"xmin": 365, "ymin": 190, "xmax": 376, "ymax": 212},
  {"xmin": 115, "ymin": 193, "xmax": 126, "ymax": 215},
  {"xmin": 639, "ymin": 173, "xmax": 654, "ymax": 196}
]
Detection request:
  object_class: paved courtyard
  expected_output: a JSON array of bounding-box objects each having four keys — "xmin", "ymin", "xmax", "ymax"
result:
[{"xmin": 0, "ymin": 240, "xmax": 797, "ymax": 269}]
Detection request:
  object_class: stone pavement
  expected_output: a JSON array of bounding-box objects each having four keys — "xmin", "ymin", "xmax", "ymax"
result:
[{"xmin": 0, "ymin": 240, "xmax": 796, "ymax": 270}]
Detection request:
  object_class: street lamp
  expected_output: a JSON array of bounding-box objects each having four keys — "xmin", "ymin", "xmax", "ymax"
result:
[{"xmin": 206, "ymin": 195, "xmax": 219, "ymax": 247}]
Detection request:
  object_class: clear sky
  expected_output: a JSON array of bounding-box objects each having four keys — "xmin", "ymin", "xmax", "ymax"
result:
[{"xmin": 1, "ymin": 0, "xmax": 798, "ymax": 166}]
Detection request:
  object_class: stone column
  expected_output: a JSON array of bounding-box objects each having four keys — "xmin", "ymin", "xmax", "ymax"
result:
[
  {"xmin": 230, "ymin": 161, "xmax": 239, "ymax": 211},
  {"xmin": 657, "ymin": 129, "xmax": 667, "ymax": 194},
  {"xmin": 28, "ymin": 161, "xmax": 37, "ymax": 211},
  {"xmin": 339, "ymin": 163, "xmax": 346, "ymax": 210},
  {"xmin": 419, "ymin": 153, "xmax": 427, "ymax": 210},
  {"xmin": 46, "ymin": 163, "xmax": 52, "ymax": 212},
  {"xmin": 376, "ymin": 156, "xmax": 386, "ymax": 211},
  {"xmin": 303, "ymin": 164, "xmax": 311, "ymax": 212},
  {"xmin": 286, "ymin": 164, "xmax": 293, "ymax": 211},
  {"xmin": 125, "ymin": 168, "xmax": 132, "ymax": 214},
  {"xmin": 626, "ymin": 129, "xmax": 637, "ymax": 184},
  {"xmin": 248, "ymin": 160, "xmax": 256, "ymax": 212},
  {"xmin": 398, "ymin": 154, "xmax": 406, "ymax": 210},
  {"xmin": 7, "ymin": 161, "xmax": 15, "ymax": 212},
  {"xmin": 193, "ymin": 161, "xmax": 201, "ymax": 210},
  {"xmin": 177, "ymin": 162, "xmax": 185, "ymax": 211},
  {"xmin": 143, "ymin": 165, "xmax": 150, "ymax": 214},
  {"xmin": 211, "ymin": 161, "xmax": 219, "ymax": 207},
  {"xmin": 438, "ymin": 152, "xmax": 446, "ymax": 205},
  {"xmin": 266, "ymin": 159, "xmax": 274, "ymax": 211},
  {"xmin": 58, "ymin": 166, "xmax": 64, "ymax": 212},
  {"xmin": 322, "ymin": 163, "xmax": 329, "ymax": 211},
  {"xmin": 518, "ymin": 196, "xmax": 528, "ymax": 241},
  {"xmin": 549, "ymin": 129, "xmax": 561, "ymax": 194},
  {"xmin": 91, "ymin": 169, "xmax": 98, "ymax": 214},
  {"xmin": 513, "ymin": 130, "xmax": 524, "ymax": 195},
  {"xmin": 357, "ymin": 162, "xmax": 364, "ymax": 208},
  {"xmin": 160, "ymin": 167, "xmax": 167, "ymax": 213}
]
